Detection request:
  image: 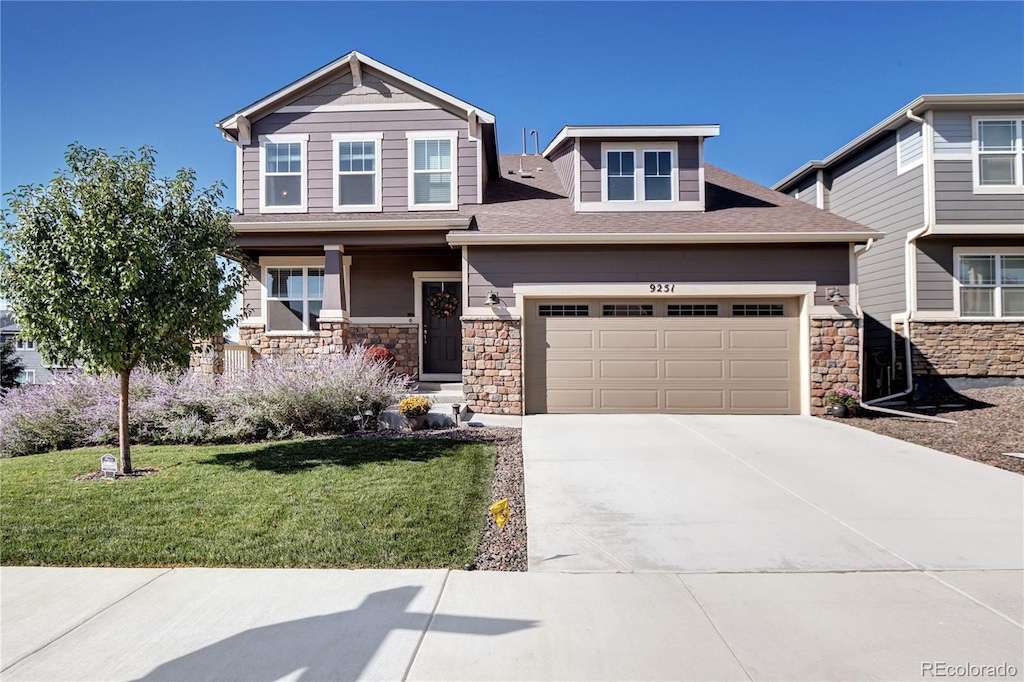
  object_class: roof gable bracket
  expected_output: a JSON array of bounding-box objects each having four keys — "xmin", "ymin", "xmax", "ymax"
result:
[
  {"xmin": 349, "ymin": 54, "xmax": 362, "ymax": 87},
  {"xmin": 468, "ymin": 109, "xmax": 480, "ymax": 141},
  {"xmin": 237, "ymin": 115, "xmax": 251, "ymax": 146}
]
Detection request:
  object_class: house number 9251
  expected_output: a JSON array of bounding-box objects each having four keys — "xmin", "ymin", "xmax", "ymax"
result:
[{"xmin": 649, "ymin": 284, "xmax": 676, "ymax": 293}]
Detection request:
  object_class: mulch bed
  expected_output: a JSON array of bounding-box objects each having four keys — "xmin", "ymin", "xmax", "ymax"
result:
[
  {"xmin": 822, "ymin": 386, "xmax": 1024, "ymax": 475},
  {"xmin": 361, "ymin": 425, "xmax": 527, "ymax": 571}
]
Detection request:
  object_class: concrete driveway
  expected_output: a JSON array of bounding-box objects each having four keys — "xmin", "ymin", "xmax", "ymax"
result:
[{"xmin": 524, "ymin": 414, "xmax": 1024, "ymax": 573}]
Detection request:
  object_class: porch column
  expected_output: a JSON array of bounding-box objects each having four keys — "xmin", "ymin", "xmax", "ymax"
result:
[{"xmin": 320, "ymin": 244, "xmax": 347, "ymax": 320}]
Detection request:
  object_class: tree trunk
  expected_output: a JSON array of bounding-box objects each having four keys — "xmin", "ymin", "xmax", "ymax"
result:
[{"xmin": 119, "ymin": 369, "xmax": 132, "ymax": 474}]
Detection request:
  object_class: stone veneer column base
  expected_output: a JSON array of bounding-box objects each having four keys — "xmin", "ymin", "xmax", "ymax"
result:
[
  {"xmin": 810, "ymin": 317, "xmax": 861, "ymax": 415},
  {"xmin": 347, "ymin": 324, "xmax": 419, "ymax": 379},
  {"xmin": 190, "ymin": 334, "xmax": 225, "ymax": 375},
  {"xmin": 462, "ymin": 318, "xmax": 522, "ymax": 415},
  {"xmin": 909, "ymin": 321, "xmax": 1023, "ymax": 377}
]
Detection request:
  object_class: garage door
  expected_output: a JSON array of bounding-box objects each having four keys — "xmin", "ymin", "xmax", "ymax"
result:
[{"xmin": 524, "ymin": 299, "xmax": 800, "ymax": 415}]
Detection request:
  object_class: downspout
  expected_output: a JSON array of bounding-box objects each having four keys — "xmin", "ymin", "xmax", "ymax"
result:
[{"xmin": 866, "ymin": 108, "xmax": 934, "ymax": 407}]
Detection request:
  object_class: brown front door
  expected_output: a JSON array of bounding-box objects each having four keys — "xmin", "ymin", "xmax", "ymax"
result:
[{"xmin": 422, "ymin": 281, "xmax": 462, "ymax": 375}]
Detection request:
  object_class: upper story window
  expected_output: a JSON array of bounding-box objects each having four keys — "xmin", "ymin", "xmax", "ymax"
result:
[
  {"xmin": 973, "ymin": 118, "xmax": 1024, "ymax": 193},
  {"xmin": 957, "ymin": 250, "xmax": 1024, "ymax": 318},
  {"xmin": 260, "ymin": 134, "xmax": 308, "ymax": 213},
  {"xmin": 15, "ymin": 337, "xmax": 34, "ymax": 351},
  {"xmin": 265, "ymin": 266, "xmax": 324, "ymax": 332},
  {"xmin": 408, "ymin": 131, "xmax": 459, "ymax": 211},
  {"xmin": 601, "ymin": 142, "xmax": 678, "ymax": 205},
  {"xmin": 333, "ymin": 133, "xmax": 383, "ymax": 212}
]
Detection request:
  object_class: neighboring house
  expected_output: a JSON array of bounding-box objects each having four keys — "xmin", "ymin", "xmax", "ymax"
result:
[
  {"xmin": 774, "ymin": 95, "xmax": 1024, "ymax": 399},
  {"xmin": 0, "ymin": 311, "xmax": 53, "ymax": 384},
  {"xmin": 216, "ymin": 51, "xmax": 877, "ymax": 416}
]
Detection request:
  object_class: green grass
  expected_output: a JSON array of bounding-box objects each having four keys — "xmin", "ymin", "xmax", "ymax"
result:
[{"xmin": 0, "ymin": 437, "xmax": 496, "ymax": 569}]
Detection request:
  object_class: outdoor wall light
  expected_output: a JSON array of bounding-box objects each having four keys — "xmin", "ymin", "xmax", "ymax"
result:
[
  {"xmin": 484, "ymin": 291, "xmax": 499, "ymax": 306},
  {"xmin": 826, "ymin": 287, "xmax": 846, "ymax": 305}
]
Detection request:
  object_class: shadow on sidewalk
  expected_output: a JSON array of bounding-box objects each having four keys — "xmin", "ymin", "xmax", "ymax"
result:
[{"xmin": 136, "ymin": 585, "xmax": 537, "ymax": 681}]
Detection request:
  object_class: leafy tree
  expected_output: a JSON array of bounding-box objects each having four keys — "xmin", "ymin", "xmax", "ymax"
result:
[
  {"xmin": 1, "ymin": 340, "xmax": 24, "ymax": 390},
  {"xmin": 1, "ymin": 144, "xmax": 247, "ymax": 472}
]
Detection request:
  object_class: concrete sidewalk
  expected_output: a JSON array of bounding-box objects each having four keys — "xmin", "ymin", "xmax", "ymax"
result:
[{"xmin": 3, "ymin": 566, "xmax": 1022, "ymax": 681}]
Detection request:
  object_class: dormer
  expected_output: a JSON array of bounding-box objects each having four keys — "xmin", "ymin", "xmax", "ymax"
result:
[{"xmin": 542, "ymin": 125, "xmax": 720, "ymax": 212}]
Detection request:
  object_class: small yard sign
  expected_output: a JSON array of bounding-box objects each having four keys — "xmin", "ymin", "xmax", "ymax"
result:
[
  {"xmin": 101, "ymin": 454, "xmax": 117, "ymax": 479},
  {"xmin": 489, "ymin": 498, "xmax": 510, "ymax": 530}
]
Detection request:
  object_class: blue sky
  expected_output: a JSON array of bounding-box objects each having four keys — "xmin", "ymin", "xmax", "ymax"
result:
[{"xmin": 2, "ymin": 1, "xmax": 1023, "ymax": 204}]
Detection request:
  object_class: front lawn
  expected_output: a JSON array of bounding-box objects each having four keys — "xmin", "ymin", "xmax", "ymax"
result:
[{"xmin": 0, "ymin": 437, "xmax": 495, "ymax": 568}]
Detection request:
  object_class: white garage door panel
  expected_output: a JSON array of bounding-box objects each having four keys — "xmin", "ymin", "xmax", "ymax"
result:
[{"xmin": 526, "ymin": 299, "xmax": 801, "ymax": 415}]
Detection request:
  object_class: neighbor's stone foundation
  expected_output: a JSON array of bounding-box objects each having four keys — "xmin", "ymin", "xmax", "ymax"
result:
[
  {"xmin": 190, "ymin": 334, "xmax": 225, "ymax": 375},
  {"xmin": 810, "ymin": 317, "xmax": 861, "ymax": 415},
  {"xmin": 348, "ymin": 323, "xmax": 419, "ymax": 378},
  {"xmin": 462, "ymin": 318, "xmax": 522, "ymax": 415},
  {"xmin": 909, "ymin": 321, "xmax": 1023, "ymax": 377}
]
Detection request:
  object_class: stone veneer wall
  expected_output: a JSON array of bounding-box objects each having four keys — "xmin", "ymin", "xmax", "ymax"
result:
[
  {"xmin": 462, "ymin": 318, "xmax": 522, "ymax": 415},
  {"xmin": 909, "ymin": 321, "xmax": 1023, "ymax": 377},
  {"xmin": 348, "ymin": 324, "xmax": 419, "ymax": 378},
  {"xmin": 810, "ymin": 317, "xmax": 861, "ymax": 415},
  {"xmin": 237, "ymin": 321, "xmax": 348, "ymax": 358}
]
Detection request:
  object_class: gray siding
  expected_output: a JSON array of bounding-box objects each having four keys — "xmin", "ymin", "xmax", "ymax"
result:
[
  {"xmin": 579, "ymin": 138, "xmax": 700, "ymax": 203},
  {"xmin": 285, "ymin": 72, "xmax": 424, "ymax": 108},
  {"xmin": 897, "ymin": 121, "xmax": 923, "ymax": 170},
  {"xmin": 932, "ymin": 111, "xmax": 972, "ymax": 156},
  {"xmin": 550, "ymin": 141, "xmax": 576, "ymax": 198},
  {"xmin": 466, "ymin": 244, "xmax": 850, "ymax": 307},
  {"xmin": 242, "ymin": 108, "xmax": 478, "ymax": 214},
  {"xmin": 350, "ymin": 250, "xmax": 460, "ymax": 317},
  {"xmin": 0, "ymin": 333, "xmax": 55, "ymax": 384},
  {"xmin": 827, "ymin": 133, "xmax": 924, "ymax": 347},
  {"xmin": 241, "ymin": 262, "xmax": 262, "ymax": 320},
  {"xmin": 917, "ymin": 237, "xmax": 1024, "ymax": 311},
  {"xmin": 934, "ymin": 160, "xmax": 1024, "ymax": 224},
  {"xmin": 791, "ymin": 177, "xmax": 817, "ymax": 206}
]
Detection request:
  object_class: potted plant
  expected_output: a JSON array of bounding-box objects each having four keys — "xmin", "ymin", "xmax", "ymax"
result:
[
  {"xmin": 399, "ymin": 396, "xmax": 432, "ymax": 430},
  {"xmin": 825, "ymin": 387, "xmax": 860, "ymax": 417},
  {"xmin": 364, "ymin": 345, "xmax": 396, "ymax": 369}
]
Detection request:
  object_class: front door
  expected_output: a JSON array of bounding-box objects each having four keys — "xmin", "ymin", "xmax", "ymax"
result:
[{"xmin": 422, "ymin": 281, "xmax": 462, "ymax": 375}]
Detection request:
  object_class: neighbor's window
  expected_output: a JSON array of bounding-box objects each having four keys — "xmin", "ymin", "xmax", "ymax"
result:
[
  {"xmin": 334, "ymin": 134, "xmax": 382, "ymax": 211},
  {"xmin": 958, "ymin": 253, "xmax": 1024, "ymax": 318},
  {"xmin": 16, "ymin": 370, "xmax": 36, "ymax": 385},
  {"xmin": 606, "ymin": 151, "xmax": 635, "ymax": 201},
  {"xmin": 975, "ymin": 119, "xmax": 1023, "ymax": 189},
  {"xmin": 14, "ymin": 337, "xmax": 34, "ymax": 350},
  {"xmin": 409, "ymin": 133, "xmax": 457, "ymax": 209},
  {"xmin": 644, "ymin": 150, "xmax": 673, "ymax": 200},
  {"xmin": 260, "ymin": 135, "xmax": 308, "ymax": 211},
  {"xmin": 265, "ymin": 267, "xmax": 324, "ymax": 332}
]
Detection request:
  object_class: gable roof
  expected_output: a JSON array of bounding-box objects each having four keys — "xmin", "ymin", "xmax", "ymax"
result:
[
  {"xmin": 216, "ymin": 51, "xmax": 495, "ymax": 142},
  {"xmin": 773, "ymin": 93, "xmax": 1024, "ymax": 193}
]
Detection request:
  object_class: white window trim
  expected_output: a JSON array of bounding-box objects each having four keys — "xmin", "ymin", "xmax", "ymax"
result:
[
  {"xmin": 259, "ymin": 134, "xmax": 309, "ymax": 213},
  {"xmin": 17, "ymin": 369, "xmax": 36, "ymax": 384},
  {"xmin": 971, "ymin": 117, "xmax": 1024, "ymax": 194},
  {"xmin": 15, "ymin": 337, "xmax": 34, "ymax": 351},
  {"xmin": 407, "ymin": 130, "xmax": 459, "ymax": 211},
  {"xmin": 589, "ymin": 141, "xmax": 701, "ymax": 212},
  {"xmin": 263, "ymin": 262, "xmax": 326, "ymax": 334},
  {"xmin": 332, "ymin": 132, "xmax": 383, "ymax": 213},
  {"xmin": 953, "ymin": 247, "xmax": 1024, "ymax": 320},
  {"xmin": 896, "ymin": 122, "xmax": 924, "ymax": 175}
]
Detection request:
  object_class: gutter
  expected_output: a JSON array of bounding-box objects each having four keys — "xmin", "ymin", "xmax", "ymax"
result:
[{"xmin": 446, "ymin": 231, "xmax": 880, "ymax": 247}]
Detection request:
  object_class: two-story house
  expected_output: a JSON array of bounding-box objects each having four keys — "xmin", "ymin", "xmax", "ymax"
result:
[
  {"xmin": 0, "ymin": 311, "xmax": 52, "ymax": 384},
  {"xmin": 774, "ymin": 95, "xmax": 1024, "ymax": 400},
  {"xmin": 217, "ymin": 52, "xmax": 877, "ymax": 417}
]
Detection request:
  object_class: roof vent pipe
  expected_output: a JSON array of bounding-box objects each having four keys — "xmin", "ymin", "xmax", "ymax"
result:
[{"xmin": 530, "ymin": 129, "xmax": 539, "ymax": 155}]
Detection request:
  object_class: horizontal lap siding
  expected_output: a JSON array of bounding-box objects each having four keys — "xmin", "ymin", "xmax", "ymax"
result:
[
  {"xmin": 242, "ymin": 109, "xmax": 477, "ymax": 214},
  {"xmin": 350, "ymin": 250, "xmax": 460, "ymax": 317},
  {"xmin": 466, "ymin": 244, "xmax": 850, "ymax": 306},
  {"xmin": 578, "ymin": 138, "xmax": 700, "ymax": 203},
  {"xmin": 917, "ymin": 237, "xmax": 1024, "ymax": 311},
  {"xmin": 827, "ymin": 133, "xmax": 923, "ymax": 345},
  {"xmin": 791, "ymin": 177, "xmax": 817, "ymax": 206},
  {"xmin": 934, "ymin": 160, "xmax": 1024, "ymax": 224},
  {"xmin": 551, "ymin": 141, "xmax": 576, "ymax": 197},
  {"xmin": 933, "ymin": 111, "xmax": 972, "ymax": 157}
]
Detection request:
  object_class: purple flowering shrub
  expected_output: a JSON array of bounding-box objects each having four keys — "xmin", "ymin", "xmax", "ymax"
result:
[{"xmin": 0, "ymin": 350, "xmax": 410, "ymax": 457}]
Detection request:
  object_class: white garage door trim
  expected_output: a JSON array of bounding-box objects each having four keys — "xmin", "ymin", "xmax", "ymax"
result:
[{"xmin": 514, "ymin": 282, "xmax": 820, "ymax": 416}]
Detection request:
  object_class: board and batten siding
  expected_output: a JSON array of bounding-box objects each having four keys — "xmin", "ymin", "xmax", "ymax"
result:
[
  {"xmin": 550, "ymin": 141, "xmax": 576, "ymax": 197},
  {"xmin": 579, "ymin": 138, "xmax": 700, "ymax": 203},
  {"xmin": 934, "ymin": 160, "xmax": 1024, "ymax": 225},
  {"xmin": 242, "ymin": 109, "xmax": 478, "ymax": 214},
  {"xmin": 827, "ymin": 133, "xmax": 924, "ymax": 346},
  {"xmin": 917, "ymin": 237, "xmax": 1024, "ymax": 312},
  {"xmin": 466, "ymin": 244, "xmax": 850, "ymax": 307}
]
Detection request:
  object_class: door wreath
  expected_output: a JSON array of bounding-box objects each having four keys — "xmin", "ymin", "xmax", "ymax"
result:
[{"xmin": 427, "ymin": 290, "xmax": 460, "ymax": 319}]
